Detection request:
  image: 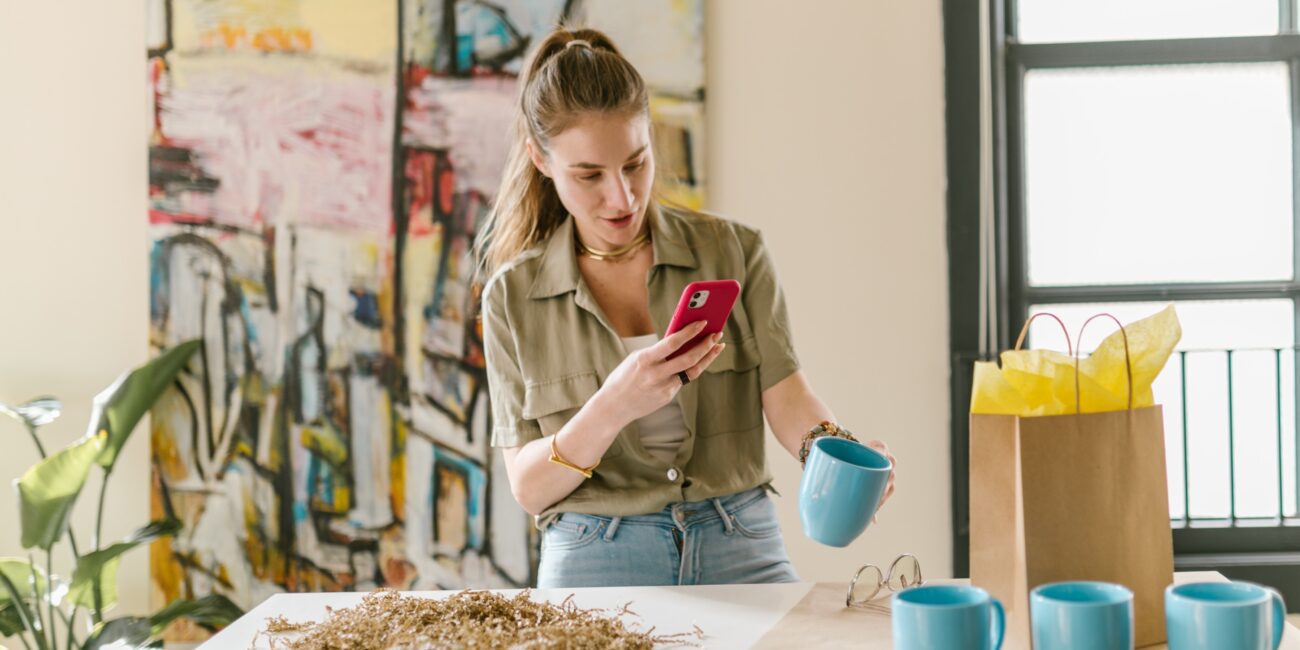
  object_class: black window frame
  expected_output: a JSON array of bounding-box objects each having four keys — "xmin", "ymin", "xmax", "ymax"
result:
[{"xmin": 945, "ymin": 0, "xmax": 1300, "ymax": 603}]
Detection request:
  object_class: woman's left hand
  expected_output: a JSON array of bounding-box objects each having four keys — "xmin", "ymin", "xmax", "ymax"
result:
[{"xmin": 865, "ymin": 439, "xmax": 896, "ymax": 522}]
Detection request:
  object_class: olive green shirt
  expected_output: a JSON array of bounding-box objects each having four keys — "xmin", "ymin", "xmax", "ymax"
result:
[{"xmin": 481, "ymin": 205, "xmax": 800, "ymax": 520}]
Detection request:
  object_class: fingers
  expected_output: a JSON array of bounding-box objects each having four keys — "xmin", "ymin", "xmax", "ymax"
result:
[
  {"xmin": 651, "ymin": 320, "xmax": 707, "ymax": 357},
  {"xmin": 874, "ymin": 465, "xmax": 896, "ymax": 523},
  {"xmin": 679, "ymin": 340, "xmax": 726, "ymax": 382},
  {"xmin": 874, "ymin": 481, "xmax": 895, "ymax": 523},
  {"xmin": 661, "ymin": 333, "xmax": 722, "ymax": 375},
  {"xmin": 867, "ymin": 439, "xmax": 896, "ymax": 519},
  {"xmin": 866, "ymin": 440, "xmax": 897, "ymax": 471}
]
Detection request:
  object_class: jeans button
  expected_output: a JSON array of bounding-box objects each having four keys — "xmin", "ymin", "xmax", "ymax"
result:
[{"xmin": 667, "ymin": 467, "xmax": 680, "ymax": 481}]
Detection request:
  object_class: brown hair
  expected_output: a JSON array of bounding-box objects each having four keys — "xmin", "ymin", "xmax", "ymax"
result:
[{"xmin": 476, "ymin": 27, "xmax": 660, "ymax": 277}]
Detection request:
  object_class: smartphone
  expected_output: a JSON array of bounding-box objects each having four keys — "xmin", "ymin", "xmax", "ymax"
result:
[{"xmin": 664, "ymin": 279, "xmax": 741, "ymax": 360}]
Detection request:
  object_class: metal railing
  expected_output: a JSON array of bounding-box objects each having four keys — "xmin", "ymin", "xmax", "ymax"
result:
[{"xmin": 1173, "ymin": 347, "xmax": 1300, "ymax": 527}]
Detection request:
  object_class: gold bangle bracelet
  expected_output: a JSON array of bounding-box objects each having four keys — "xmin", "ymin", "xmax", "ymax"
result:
[{"xmin": 549, "ymin": 434, "xmax": 598, "ymax": 479}]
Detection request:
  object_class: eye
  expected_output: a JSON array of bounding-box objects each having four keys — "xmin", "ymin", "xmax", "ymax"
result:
[
  {"xmin": 625, "ymin": 160, "xmax": 645, "ymax": 172},
  {"xmin": 579, "ymin": 172, "xmax": 602, "ymax": 182}
]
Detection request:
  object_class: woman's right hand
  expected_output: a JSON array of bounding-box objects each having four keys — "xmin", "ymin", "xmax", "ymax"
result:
[{"xmin": 596, "ymin": 321, "xmax": 726, "ymax": 426}]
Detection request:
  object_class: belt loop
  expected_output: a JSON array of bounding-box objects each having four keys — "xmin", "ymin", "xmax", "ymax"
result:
[
  {"xmin": 711, "ymin": 498, "xmax": 735, "ymax": 535},
  {"xmin": 603, "ymin": 516, "xmax": 622, "ymax": 541}
]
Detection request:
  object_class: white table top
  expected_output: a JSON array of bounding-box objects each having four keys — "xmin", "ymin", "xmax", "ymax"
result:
[
  {"xmin": 201, "ymin": 574, "xmax": 1300, "ymax": 649},
  {"xmin": 202, "ymin": 582, "xmax": 814, "ymax": 649}
]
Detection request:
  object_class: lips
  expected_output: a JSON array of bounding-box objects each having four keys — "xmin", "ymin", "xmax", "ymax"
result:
[{"xmin": 603, "ymin": 212, "xmax": 635, "ymax": 229}]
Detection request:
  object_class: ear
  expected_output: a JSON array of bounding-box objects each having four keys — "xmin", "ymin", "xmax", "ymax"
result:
[{"xmin": 526, "ymin": 139, "xmax": 550, "ymax": 178}]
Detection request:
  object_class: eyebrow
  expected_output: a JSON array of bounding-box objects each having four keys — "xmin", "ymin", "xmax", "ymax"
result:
[{"xmin": 568, "ymin": 145, "xmax": 648, "ymax": 170}]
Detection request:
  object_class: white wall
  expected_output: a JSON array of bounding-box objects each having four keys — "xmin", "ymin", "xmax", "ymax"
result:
[
  {"xmin": 0, "ymin": 0, "xmax": 153, "ymax": 622},
  {"xmin": 0, "ymin": 0, "xmax": 948, "ymax": 620},
  {"xmin": 706, "ymin": 0, "xmax": 951, "ymax": 582}
]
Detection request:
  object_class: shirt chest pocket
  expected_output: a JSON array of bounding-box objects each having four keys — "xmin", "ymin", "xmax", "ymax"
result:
[
  {"xmin": 696, "ymin": 335, "xmax": 764, "ymax": 437},
  {"xmin": 522, "ymin": 372, "xmax": 623, "ymax": 459}
]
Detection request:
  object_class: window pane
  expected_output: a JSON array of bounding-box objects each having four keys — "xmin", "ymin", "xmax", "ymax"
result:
[
  {"xmin": 1026, "ymin": 300, "xmax": 1296, "ymax": 520},
  {"xmin": 1024, "ymin": 64, "xmax": 1293, "ymax": 287},
  {"xmin": 1017, "ymin": 0, "xmax": 1277, "ymax": 43}
]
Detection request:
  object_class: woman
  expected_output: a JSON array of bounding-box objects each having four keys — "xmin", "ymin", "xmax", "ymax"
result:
[{"xmin": 477, "ymin": 27, "xmax": 896, "ymax": 588}]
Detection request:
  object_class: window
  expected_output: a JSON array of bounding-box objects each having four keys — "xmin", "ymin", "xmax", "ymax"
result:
[{"xmin": 946, "ymin": 0, "xmax": 1300, "ymax": 593}]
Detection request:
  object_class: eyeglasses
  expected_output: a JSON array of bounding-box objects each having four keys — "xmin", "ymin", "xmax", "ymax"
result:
[{"xmin": 845, "ymin": 553, "xmax": 923, "ymax": 608}]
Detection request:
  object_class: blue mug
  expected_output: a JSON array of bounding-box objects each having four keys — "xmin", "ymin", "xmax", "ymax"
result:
[
  {"xmin": 1166, "ymin": 581, "xmax": 1285, "ymax": 650},
  {"xmin": 798, "ymin": 437, "xmax": 891, "ymax": 547},
  {"xmin": 1031, "ymin": 581, "xmax": 1134, "ymax": 650},
  {"xmin": 892, "ymin": 584, "xmax": 1005, "ymax": 650}
]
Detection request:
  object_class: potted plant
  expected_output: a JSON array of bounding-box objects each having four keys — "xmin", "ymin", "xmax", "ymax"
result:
[{"xmin": 0, "ymin": 340, "xmax": 243, "ymax": 649}]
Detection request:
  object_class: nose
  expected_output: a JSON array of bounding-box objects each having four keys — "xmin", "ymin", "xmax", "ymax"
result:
[{"xmin": 604, "ymin": 173, "xmax": 633, "ymax": 212}]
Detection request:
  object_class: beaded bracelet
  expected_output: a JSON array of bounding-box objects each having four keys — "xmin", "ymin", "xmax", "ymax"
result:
[{"xmin": 799, "ymin": 420, "xmax": 860, "ymax": 467}]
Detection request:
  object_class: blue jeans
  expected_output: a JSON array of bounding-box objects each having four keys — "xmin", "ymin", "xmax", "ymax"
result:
[{"xmin": 536, "ymin": 487, "xmax": 801, "ymax": 588}]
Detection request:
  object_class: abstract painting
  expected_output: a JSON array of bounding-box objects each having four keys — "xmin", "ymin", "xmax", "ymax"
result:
[{"xmin": 146, "ymin": 0, "xmax": 703, "ymax": 638}]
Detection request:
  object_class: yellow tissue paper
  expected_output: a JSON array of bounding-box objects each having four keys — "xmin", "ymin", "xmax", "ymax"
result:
[{"xmin": 970, "ymin": 305, "xmax": 1182, "ymax": 416}]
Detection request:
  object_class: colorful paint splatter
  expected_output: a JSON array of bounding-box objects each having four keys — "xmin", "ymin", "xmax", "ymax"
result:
[{"xmin": 146, "ymin": 0, "xmax": 704, "ymax": 639}]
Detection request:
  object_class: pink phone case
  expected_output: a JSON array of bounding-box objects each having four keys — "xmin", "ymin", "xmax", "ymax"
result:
[{"xmin": 664, "ymin": 280, "xmax": 741, "ymax": 360}]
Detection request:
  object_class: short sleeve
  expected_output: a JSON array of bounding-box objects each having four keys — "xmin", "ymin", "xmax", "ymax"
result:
[
  {"xmin": 742, "ymin": 229, "xmax": 801, "ymax": 391},
  {"xmin": 482, "ymin": 277, "xmax": 543, "ymax": 448}
]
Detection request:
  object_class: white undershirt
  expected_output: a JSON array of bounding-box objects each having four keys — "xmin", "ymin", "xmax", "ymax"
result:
[{"xmin": 621, "ymin": 334, "xmax": 689, "ymax": 464}]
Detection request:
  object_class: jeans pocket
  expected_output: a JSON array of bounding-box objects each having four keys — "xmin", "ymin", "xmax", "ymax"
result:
[
  {"xmin": 730, "ymin": 494, "xmax": 782, "ymax": 540},
  {"xmin": 542, "ymin": 514, "xmax": 604, "ymax": 551}
]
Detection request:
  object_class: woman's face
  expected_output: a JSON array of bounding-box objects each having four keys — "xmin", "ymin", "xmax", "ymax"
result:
[{"xmin": 531, "ymin": 111, "xmax": 655, "ymax": 251}]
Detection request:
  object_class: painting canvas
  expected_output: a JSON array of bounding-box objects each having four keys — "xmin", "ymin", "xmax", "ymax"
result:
[{"xmin": 146, "ymin": 0, "xmax": 704, "ymax": 638}]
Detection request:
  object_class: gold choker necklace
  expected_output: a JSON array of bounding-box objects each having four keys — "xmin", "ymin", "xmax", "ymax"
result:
[{"xmin": 575, "ymin": 227, "xmax": 650, "ymax": 262}]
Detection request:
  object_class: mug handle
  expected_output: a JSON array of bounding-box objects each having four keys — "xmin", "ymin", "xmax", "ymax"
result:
[
  {"xmin": 989, "ymin": 597, "xmax": 1006, "ymax": 650},
  {"xmin": 1270, "ymin": 589, "xmax": 1286, "ymax": 650}
]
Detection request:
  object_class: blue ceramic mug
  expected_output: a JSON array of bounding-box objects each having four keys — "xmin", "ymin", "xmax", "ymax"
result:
[
  {"xmin": 1166, "ymin": 581, "xmax": 1285, "ymax": 650},
  {"xmin": 892, "ymin": 584, "xmax": 1005, "ymax": 650},
  {"xmin": 1031, "ymin": 581, "xmax": 1134, "ymax": 650},
  {"xmin": 798, "ymin": 437, "xmax": 891, "ymax": 547}
]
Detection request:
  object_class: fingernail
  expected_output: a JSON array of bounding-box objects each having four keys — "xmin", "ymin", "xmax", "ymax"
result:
[{"xmin": 718, "ymin": 342, "xmax": 727, "ymax": 350}]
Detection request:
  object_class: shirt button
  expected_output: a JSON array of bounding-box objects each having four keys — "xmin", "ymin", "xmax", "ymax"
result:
[{"xmin": 667, "ymin": 467, "xmax": 681, "ymax": 482}]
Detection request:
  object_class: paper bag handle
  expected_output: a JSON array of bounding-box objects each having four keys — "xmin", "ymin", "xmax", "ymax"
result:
[
  {"xmin": 1013, "ymin": 312, "xmax": 1073, "ymax": 356},
  {"xmin": 1074, "ymin": 313, "xmax": 1134, "ymax": 412}
]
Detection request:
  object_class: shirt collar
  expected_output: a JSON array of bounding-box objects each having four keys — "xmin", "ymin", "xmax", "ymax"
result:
[{"xmin": 649, "ymin": 203, "xmax": 699, "ymax": 270}]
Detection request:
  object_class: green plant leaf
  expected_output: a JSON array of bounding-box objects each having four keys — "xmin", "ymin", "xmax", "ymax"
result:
[
  {"xmin": 81, "ymin": 616, "xmax": 153, "ymax": 650},
  {"xmin": 0, "ymin": 602, "xmax": 23, "ymax": 636},
  {"xmin": 78, "ymin": 595, "xmax": 242, "ymax": 650},
  {"xmin": 67, "ymin": 519, "xmax": 181, "ymax": 610},
  {"xmin": 92, "ymin": 340, "xmax": 201, "ymax": 471},
  {"xmin": 0, "ymin": 558, "xmax": 50, "ymax": 642},
  {"xmin": 0, "ymin": 558, "xmax": 48, "ymax": 605},
  {"xmin": 148, "ymin": 594, "xmax": 243, "ymax": 634},
  {"xmin": 17, "ymin": 433, "xmax": 105, "ymax": 550},
  {"xmin": 0, "ymin": 569, "xmax": 40, "ymax": 648}
]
